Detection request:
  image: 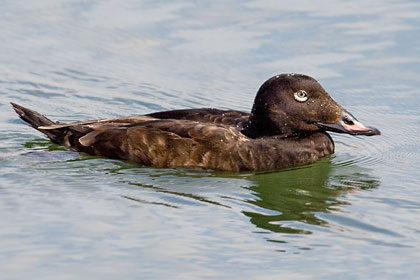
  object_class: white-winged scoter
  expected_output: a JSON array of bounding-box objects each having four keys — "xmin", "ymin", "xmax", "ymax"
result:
[{"xmin": 11, "ymin": 74, "xmax": 380, "ymax": 171}]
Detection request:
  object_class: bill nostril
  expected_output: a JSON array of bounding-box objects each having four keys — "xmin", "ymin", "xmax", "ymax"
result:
[
  {"xmin": 341, "ymin": 109, "xmax": 359, "ymax": 126},
  {"xmin": 343, "ymin": 115, "xmax": 354, "ymax": 125}
]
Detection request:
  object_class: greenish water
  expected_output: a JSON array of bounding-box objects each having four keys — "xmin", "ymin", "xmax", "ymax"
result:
[{"xmin": 1, "ymin": 1, "xmax": 420, "ymax": 279}]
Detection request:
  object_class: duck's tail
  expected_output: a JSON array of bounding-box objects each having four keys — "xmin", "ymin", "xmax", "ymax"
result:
[{"xmin": 11, "ymin": 102, "xmax": 61, "ymax": 143}]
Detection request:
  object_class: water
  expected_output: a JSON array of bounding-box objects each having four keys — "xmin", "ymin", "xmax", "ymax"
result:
[{"xmin": 1, "ymin": 1, "xmax": 420, "ymax": 279}]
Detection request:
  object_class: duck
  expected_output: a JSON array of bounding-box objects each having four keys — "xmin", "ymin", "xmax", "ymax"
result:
[{"xmin": 11, "ymin": 74, "xmax": 380, "ymax": 171}]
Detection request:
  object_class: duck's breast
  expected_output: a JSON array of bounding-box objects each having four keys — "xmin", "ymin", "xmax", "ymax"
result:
[{"xmin": 230, "ymin": 132, "xmax": 335, "ymax": 171}]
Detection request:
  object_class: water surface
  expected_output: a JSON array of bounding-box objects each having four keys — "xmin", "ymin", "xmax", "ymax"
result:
[{"xmin": 1, "ymin": 1, "xmax": 420, "ymax": 279}]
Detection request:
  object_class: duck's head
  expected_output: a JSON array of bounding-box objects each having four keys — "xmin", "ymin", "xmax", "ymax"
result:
[{"xmin": 243, "ymin": 74, "xmax": 380, "ymax": 138}]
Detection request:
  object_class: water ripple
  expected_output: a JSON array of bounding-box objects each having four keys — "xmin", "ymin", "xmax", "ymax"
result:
[{"xmin": 1, "ymin": 0, "xmax": 420, "ymax": 277}]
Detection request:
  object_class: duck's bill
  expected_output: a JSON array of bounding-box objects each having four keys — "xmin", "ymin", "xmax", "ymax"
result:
[{"xmin": 316, "ymin": 109, "xmax": 381, "ymax": 136}]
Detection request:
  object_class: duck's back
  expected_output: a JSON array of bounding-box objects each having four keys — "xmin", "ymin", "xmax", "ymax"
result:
[{"xmin": 147, "ymin": 108, "xmax": 250, "ymax": 129}]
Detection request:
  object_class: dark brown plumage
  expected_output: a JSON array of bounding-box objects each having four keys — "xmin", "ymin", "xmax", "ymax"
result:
[{"xmin": 11, "ymin": 74, "xmax": 380, "ymax": 171}]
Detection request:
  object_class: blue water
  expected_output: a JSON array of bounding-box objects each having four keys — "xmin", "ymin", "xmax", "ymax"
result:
[{"xmin": 1, "ymin": 1, "xmax": 420, "ymax": 279}]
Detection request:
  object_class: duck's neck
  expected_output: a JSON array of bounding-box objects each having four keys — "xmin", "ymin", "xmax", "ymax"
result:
[{"xmin": 242, "ymin": 112, "xmax": 295, "ymax": 138}]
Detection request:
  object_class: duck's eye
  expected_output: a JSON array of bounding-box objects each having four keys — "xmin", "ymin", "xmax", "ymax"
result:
[{"xmin": 294, "ymin": 90, "xmax": 308, "ymax": 102}]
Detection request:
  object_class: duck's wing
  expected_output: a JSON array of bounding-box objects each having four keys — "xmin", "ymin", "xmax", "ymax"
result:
[
  {"xmin": 56, "ymin": 119, "xmax": 253, "ymax": 171},
  {"xmin": 146, "ymin": 108, "xmax": 250, "ymax": 129},
  {"xmin": 60, "ymin": 118, "xmax": 249, "ymax": 170},
  {"xmin": 11, "ymin": 102, "xmax": 249, "ymax": 170}
]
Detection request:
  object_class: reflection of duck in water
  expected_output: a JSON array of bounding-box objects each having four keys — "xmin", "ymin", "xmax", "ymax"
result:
[
  {"xmin": 11, "ymin": 74, "xmax": 380, "ymax": 171},
  {"xmin": 244, "ymin": 161, "xmax": 381, "ymax": 234},
  {"xmin": 105, "ymin": 159, "xmax": 380, "ymax": 236}
]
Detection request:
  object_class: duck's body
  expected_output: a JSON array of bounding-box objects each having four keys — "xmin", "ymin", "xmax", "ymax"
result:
[{"xmin": 11, "ymin": 74, "xmax": 380, "ymax": 171}]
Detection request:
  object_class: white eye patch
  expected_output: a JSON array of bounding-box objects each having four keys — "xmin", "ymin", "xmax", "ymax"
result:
[{"xmin": 294, "ymin": 90, "xmax": 308, "ymax": 102}]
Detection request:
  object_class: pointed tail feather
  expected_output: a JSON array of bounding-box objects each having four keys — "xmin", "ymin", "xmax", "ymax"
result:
[{"xmin": 11, "ymin": 102, "xmax": 60, "ymax": 143}]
